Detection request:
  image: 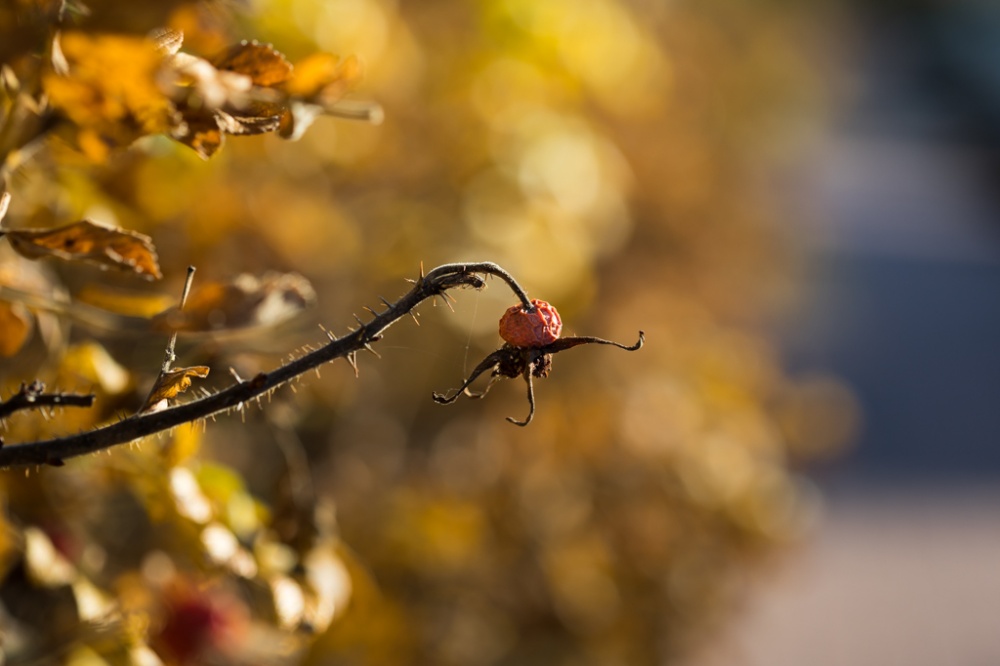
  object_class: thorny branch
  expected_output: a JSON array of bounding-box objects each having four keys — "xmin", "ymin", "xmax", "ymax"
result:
[
  {"xmin": 0, "ymin": 381, "xmax": 96, "ymax": 421},
  {"xmin": 0, "ymin": 263, "xmax": 531, "ymax": 469}
]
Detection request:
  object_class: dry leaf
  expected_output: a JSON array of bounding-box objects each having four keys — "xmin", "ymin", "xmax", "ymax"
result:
[
  {"xmin": 153, "ymin": 272, "xmax": 315, "ymax": 332},
  {"xmin": 141, "ymin": 365, "xmax": 210, "ymax": 413},
  {"xmin": 0, "ymin": 300, "xmax": 32, "ymax": 357},
  {"xmin": 211, "ymin": 41, "xmax": 293, "ymax": 88},
  {"xmin": 3, "ymin": 220, "xmax": 162, "ymax": 279},
  {"xmin": 172, "ymin": 110, "xmax": 226, "ymax": 159}
]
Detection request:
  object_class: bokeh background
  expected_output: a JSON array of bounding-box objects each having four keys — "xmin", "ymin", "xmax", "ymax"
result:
[{"xmin": 1, "ymin": 0, "xmax": 998, "ymax": 664}]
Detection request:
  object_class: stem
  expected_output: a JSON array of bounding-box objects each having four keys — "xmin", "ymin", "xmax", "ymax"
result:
[
  {"xmin": 0, "ymin": 262, "xmax": 525, "ymax": 468},
  {"xmin": 161, "ymin": 266, "xmax": 196, "ymax": 373}
]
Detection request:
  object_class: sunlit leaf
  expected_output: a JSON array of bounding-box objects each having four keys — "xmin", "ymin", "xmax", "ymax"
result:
[
  {"xmin": 303, "ymin": 540, "xmax": 353, "ymax": 632},
  {"xmin": 42, "ymin": 32, "xmax": 177, "ymax": 156},
  {"xmin": 140, "ymin": 365, "xmax": 209, "ymax": 414},
  {"xmin": 152, "ymin": 272, "xmax": 315, "ymax": 332},
  {"xmin": 24, "ymin": 527, "xmax": 76, "ymax": 587},
  {"xmin": 169, "ymin": 466, "xmax": 213, "ymax": 524},
  {"xmin": 201, "ymin": 522, "xmax": 258, "ymax": 577},
  {"xmin": 59, "ymin": 341, "xmax": 131, "ymax": 395},
  {"xmin": 76, "ymin": 285, "xmax": 176, "ymax": 318},
  {"xmin": 269, "ymin": 575, "xmax": 305, "ymax": 629},
  {"xmin": 3, "ymin": 220, "xmax": 162, "ymax": 279},
  {"xmin": 71, "ymin": 577, "xmax": 116, "ymax": 622},
  {"xmin": 150, "ymin": 27, "xmax": 184, "ymax": 56}
]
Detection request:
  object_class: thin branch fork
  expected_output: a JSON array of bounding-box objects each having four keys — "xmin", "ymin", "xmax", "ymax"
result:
[{"xmin": 0, "ymin": 263, "xmax": 528, "ymax": 469}]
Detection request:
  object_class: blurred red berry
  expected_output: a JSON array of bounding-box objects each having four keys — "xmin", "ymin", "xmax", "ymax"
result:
[
  {"xmin": 155, "ymin": 583, "xmax": 247, "ymax": 664},
  {"xmin": 499, "ymin": 299, "xmax": 562, "ymax": 348}
]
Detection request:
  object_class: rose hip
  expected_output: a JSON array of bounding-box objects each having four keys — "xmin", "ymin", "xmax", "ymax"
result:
[{"xmin": 498, "ymin": 299, "xmax": 562, "ymax": 348}]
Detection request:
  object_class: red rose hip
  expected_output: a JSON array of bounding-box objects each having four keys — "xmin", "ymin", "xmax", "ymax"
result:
[{"xmin": 499, "ymin": 299, "xmax": 562, "ymax": 348}]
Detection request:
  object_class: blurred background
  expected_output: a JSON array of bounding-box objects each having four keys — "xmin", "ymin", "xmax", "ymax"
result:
[{"xmin": 1, "ymin": 0, "xmax": 998, "ymax": 664}]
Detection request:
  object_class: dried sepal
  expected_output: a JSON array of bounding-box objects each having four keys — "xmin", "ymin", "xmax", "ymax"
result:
[{"xmin": 2, "ymin": 220, "xmax": 162, "ymax": 279}]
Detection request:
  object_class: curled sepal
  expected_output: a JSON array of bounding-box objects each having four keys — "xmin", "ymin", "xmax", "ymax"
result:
[
  {"xmin": 506, "ymin": 369, "xmax": 536, "ymax": 427},
  {"xmin": 431, "ymin": 350, "xmax": 510, "ymax": 405},
  {"xmin": 542, "ymin": 331, "xmax": 645, "ymax": 354}
]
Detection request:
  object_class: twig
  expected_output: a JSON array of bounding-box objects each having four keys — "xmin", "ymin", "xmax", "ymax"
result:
[
  {"xmin": 162, "ymin": 266, "xmax": 196, "ymax": 373},
  {"xmin": 0, "ymin": 382, "xmax": 96, "ymax": 421},
  {"xmin": 0, "ymin": 262, "xmax": 517, "ymax": 468}
]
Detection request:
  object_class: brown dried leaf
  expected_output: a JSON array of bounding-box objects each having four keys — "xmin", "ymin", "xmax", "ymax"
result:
[
  {"xmin": 172, "ymin": 111, "xmax": 225, "ymax": 159},
  {"xmin": 152, "ymin": 272, "xmax": 315, "ymax": 332},
  {"xmin": 0, "ymin": 300, "xmax": 33, "ymax": 357},
  {"xmin": 216, "ymin": 109, "xmax": 282, "ymax": 136},
  {"xmin": 3, "ymin": 220, "xmax": 162, "ymax": 280},
  {"xmin": 141, "ymin": 365, "xmax": 210, "ymax": 413},
  {"xmin": 211, "ymin": 41, "xmax": 293, "ymax": 88}
]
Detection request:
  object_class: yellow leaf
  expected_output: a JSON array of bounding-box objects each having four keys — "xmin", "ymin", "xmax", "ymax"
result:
[
  {"xmin": 140, "ymin": 365, "xmax": 209, "ymax": 413},
  {"xmin": 0, "ymin": 300, "xmax": 32, "ymax": 357},
  {"xmin": 75, "ymin": 285, "xmax": 176, "ymax": 319},
  {"xmin": 284, "ymin": 53, "xmax": 361, "ymax": 100},
  {"xmin": 43, "ymin": 32, "xmax": 178, "ymax": 155},
  {"xmin": 3, "ymin": 220, "xmax": 162, "ymax": 280}
]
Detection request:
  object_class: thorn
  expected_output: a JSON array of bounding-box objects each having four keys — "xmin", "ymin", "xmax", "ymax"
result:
[
  {"xmin": 346, "ymin": 352, "xmax": 359, "ymax": 378},
  {"xmin": 408, "ymin": 310, "xmax": 421, "ymax": 326},
  {"xmin": 379, "ymin": 296, "xmax": 392, "ymax": 310},
  {"xmin": 362, "ymin": 343, "xmax": 381, "ymax": 358},
  {"xmin": 354, "ymin": 314, "xmax": 365, "ymax": 327}
]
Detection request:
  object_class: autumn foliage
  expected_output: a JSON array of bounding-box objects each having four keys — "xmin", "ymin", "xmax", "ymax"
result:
[{"xmin": 1, "ymin": 1, "xmax": 855, "ymax": 665}]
